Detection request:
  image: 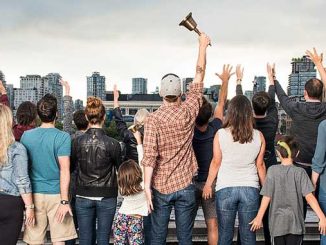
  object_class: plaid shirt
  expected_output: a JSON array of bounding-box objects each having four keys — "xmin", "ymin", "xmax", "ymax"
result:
[{"xmin": 142, "ymin": 82, "xmax": 203, "ymax": 194}]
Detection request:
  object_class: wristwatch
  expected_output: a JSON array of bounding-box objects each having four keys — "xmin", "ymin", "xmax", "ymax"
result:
[
  {"xmin": 60, "ymin": 200, "xmax": 70, "ymax": 205},
  {"xmin": 25, "ymin": 204, "xmax": 35, "ymax": 209}
]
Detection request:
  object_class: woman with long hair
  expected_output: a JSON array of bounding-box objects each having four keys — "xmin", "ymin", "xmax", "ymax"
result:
[
  {"xmin": 72, "ymin": 97, "xmax": 122, "ymax": 245},
  {"xmin": 203, "ymin": 95, "xmax": 266, "ymax": 245},
  {"xmin": 0, "ymin": 104, "xmax": 35, "ymax": 245}
]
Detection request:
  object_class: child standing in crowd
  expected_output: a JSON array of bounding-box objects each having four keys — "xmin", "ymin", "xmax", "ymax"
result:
[
  {"xmin": 114, "ymin": 131, "xmax": 148, "ymax": 244},
  {"xmin": 250, "ymin": 136, "xmax": 326, "ymax": 245}
]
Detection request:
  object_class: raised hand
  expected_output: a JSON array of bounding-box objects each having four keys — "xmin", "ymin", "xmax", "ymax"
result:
[
  {"xmin": 59, "ymin": 79, "xmax": 70, "ymax": 96},
  {"xmin": 215, "ymin": 64, "xmax": 235, "ymax": 83},
  {"xmin": 267, "ymin": 63, "xmax": 276, "ymax": 85},
  {"xmin": 306, "ymin": 48, "xmax": 323, "ymax": 65},
  {"xmin": 113, "ymin": 84, "xmax": 119, "ymax": 101},
  {"xmin": 199, "ymin": 33, "xmax": 211, "ymax": 48},
  {"xmin": 236, "ymin": 64, "xmax": 244, "ymax": 83},
  {"xmin": 0, "ymin": 80, "xmax": 7, "ymax": 95}
]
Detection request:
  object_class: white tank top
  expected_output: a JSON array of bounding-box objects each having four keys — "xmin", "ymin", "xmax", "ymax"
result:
[{"xmin": 215, "ymin": 128, "xmax": 261, "ymax": 192}]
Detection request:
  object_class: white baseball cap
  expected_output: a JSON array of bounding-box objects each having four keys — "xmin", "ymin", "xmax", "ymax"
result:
[{"xmin": 160, "ymin": 73, "xmax": 182, "ymax": 97}]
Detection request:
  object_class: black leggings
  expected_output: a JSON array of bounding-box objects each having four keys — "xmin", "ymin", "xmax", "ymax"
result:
[
  {"xmin": 274, "ymin": 234, "xmax": 303, "ymax": 245},
  {"xmin": 0, "ymin": 194, "xmax": 24, "ymax": 245}
]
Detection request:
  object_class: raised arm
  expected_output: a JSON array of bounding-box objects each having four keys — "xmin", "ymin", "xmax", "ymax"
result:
[
  {"xmin": 60, "ymin": 80, "xmax": 73, "ymax": 134},
  {"xmin": 214, "ymin": 64, "xmax": 234, "ymax": 120},
  {"xmin": 235, "ymin": 64, "xmax": 244, "ymax": 96},
  {"xmin": 306, "ymin": 48, "xmax": 326, "ymax": 87},
  {"xmin": 202, "ymin": 133, "xmax": 222, "ymax": 200},
  {"xmin": 192, "ymin": 33, "xmax": 211, "ymax": 84},
  {"xmin": 268, "ymin": 63, "xmax": 296, "ymax": 117},
  {"xmin": 112, "ymin": 84, "xmax": 129, "ymax": 138},
  {"xmin": 266, "ymin": 64, "xmax": 278, "ymax": 120}
]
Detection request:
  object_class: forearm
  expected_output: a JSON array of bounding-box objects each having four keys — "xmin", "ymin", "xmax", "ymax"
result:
[
  {"xmin": 312, "ymin": 171, "xmax": 320, "ymax": 189},
  {"xmin": 214, "ymin": 81, "xmax": 228, "ymax": 119},
  {"xmin": 205, "ymin": 161, "xmax": 220, "ymax": 187},
  {"xmin": 257, "ymin": 164, "xmax": 266, "ymax": 185},
  {"xmin": 60, "ymin": 170, "xmax": 70, "ymax": 201},
  {"xmin": 316, "ymin": 63, "xmax": 326, "ymax": 87},
  {"xmin": 306, "ymin": 193, "xmax": 326, "ymax": 220},
  {"xmin": 144, "ymin": 166, "xmax": 154, "ymax": 189},
  {"xmin": 193, "ymin": 46, "xmax": 207, "ymax": 84},
  {"xmin": 114, "ymin": 99, "xmax": 119, "ymax": 109},
  {"xmin": 21, "ymin": 193, "xmax": 34, "ymax": 206},
  {"xmin": 256, "ymin": 196, "xmax": 271, "ymax": 220}
]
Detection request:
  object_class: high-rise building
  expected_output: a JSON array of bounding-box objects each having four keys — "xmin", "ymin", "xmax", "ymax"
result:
[
  {"xmin": 74, "ymin": 99, "xmax": 84, "ymax": 111},
  {"xmin": 288, "ymin": 55, "xmax": 316, "ymax": 99},
  {"xmin": 182, "ymin": 78, "xmax": 193, "ymax": 94},
  {"xmin": 14, "ymin": 88, "xmax": 38, "ymax": 110},
  {"xmin": 44, "ymin": 73, "xmax": 63, "ymax": 119},
  {"xmin": 132, "ymin": 78, "xmax": 147, "ymax": 94},
  {"xmin": 87, "ymin": 72, "xmax": 106, "ymax": 100},
  {"xmin": 245, "ymin": 90, "xmax": 254, "ymax": 101},
  {"xmin": 209, "ymin": 84, "xmax": 221, "ymax": 102},
  {"xmin": 253, "ymin": 76, "xmax": 266, "ymax": 93},
  {"xmin": 6, "ymin": 84, "xmax": 14, "ymax": 108}
]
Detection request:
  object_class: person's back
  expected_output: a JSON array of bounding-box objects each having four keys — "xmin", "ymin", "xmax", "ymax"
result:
[
  {"xmin": 22, "ymin": 127, "xmax": 71, "ymax": 193},
  {"xmin": 216, "ymin": 128, "xmax": 261, "ymax": 191}
]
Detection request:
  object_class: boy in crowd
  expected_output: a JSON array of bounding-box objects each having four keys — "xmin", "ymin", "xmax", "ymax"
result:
[{"xmin": 250, "ymin": 136, "xmax": 326, "ymax": 245}]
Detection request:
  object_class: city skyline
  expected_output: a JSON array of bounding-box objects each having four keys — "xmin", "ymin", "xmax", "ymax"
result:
[{"xmin": 1, "ymin": 0, "xmax": 325, "ymax": 101}]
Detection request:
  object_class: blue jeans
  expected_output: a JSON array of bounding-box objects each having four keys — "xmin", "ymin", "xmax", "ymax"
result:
[
  {"xmin": 216, "ymin": 187, "xmax": 259, "ymax": 245},
  {"xmin": 143, "ymin": 214, "xmax": 152, "ymax": 245},
  {"xmin": 151, "ymin": 184, "xmax": 197, "ymax": 245},
  {"xmin": 319, "ymin": 190, "xmax": 326, "ymax": 245},
  {"xmin": 76, "ymin": 197, "xmax": 117, "ymax": 245}
]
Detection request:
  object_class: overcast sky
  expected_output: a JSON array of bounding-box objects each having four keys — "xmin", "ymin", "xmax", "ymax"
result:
[{"xmin": 0, "ymin": 0, "xmax": 325, "ymax": 101}]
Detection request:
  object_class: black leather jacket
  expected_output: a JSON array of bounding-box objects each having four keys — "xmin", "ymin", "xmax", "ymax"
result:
[
  {"xmin": 72, "ymin": 128, "xmax": 122, "ymax": 198},
  {"xmin": 113, "ymin": 107, "xmax": 139, "ymax": 162}
]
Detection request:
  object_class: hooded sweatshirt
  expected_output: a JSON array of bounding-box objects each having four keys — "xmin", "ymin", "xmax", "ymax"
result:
[{"xmin": 275, "ymin": 80, "xmax": 326, "ymax": 164}]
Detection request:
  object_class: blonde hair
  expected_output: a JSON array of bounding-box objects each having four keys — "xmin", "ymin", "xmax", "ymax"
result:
[
  {"xmin": 118, "ymin": 160, "xmax": 143, "ymax": 196},
  {"xmin": 134, "ymin": 108, "xmax": 149, "ymax": 125},
  {"xmin": 0, "ymin": 104, "xmax": 15, "ymax": 165}
]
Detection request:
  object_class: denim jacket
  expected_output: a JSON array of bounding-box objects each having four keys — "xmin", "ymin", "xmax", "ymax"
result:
[{"xmin": 0, "ymin": 142, "xmax": 32, "ymax": 196}]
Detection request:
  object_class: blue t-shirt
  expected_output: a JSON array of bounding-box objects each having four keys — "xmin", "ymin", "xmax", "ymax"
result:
[
  {"xmin": 192, "ymin": 118, "xmax": 222, "ymax": 182},
  {"xmin": 21, "ymin": 127, "xmax": 71, "ymax": 194}
]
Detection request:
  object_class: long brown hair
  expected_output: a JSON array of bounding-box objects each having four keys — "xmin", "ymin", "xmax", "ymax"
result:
[
  {"xmin": 223, "ymin": 95, "xmax": 255, "ymax": 144},
  {"xmin": 118, "ymin": 160, "xmax": 143, "ymax": 196}
]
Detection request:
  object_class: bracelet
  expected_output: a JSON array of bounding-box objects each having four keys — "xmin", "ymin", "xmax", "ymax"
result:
[
  {"xmin": 60, "ymin": 200, "xmax": 70, "ymax": 205},
  {"xmin": 25, "ymin": 204, "xmax": 35, "ymax": 209}
]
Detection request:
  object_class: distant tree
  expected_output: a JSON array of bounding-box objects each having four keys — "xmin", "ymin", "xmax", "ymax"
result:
[
  {"xmin": 104, "ymin": 120, "xmax": 121, "ymax": 141},
  {"xmin": 55, "ymin": 121, "xmax": 63, "ymax": 130}
]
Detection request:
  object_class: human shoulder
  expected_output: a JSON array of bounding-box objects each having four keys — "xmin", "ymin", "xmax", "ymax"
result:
[{"xmin": 10, "ymin": 141, "xmax": 27, "ymax": 153}]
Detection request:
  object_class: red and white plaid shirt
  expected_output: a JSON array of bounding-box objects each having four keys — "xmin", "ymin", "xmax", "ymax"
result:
[{"xmin": 142, "ymin": 83, "xmax": 203, "ymax": 194}]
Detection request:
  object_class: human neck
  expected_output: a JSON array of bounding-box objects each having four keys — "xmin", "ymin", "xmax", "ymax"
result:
[
  {"xmin": 40, "ymin": 122, "xmax": 55, "ymax": 128},
  {"xmin": 253, "ymin": 112, "xmax": 266, "ymax": 119},
  {"xmin": 89, "ymin": 124, "xmax": 102, "ymax": 129},
  {"xmin": 196, "ymin": 124, "xmax": 208, "ymax": 132},
  {"xmin": 281, "ymin": 158, "xmax": 293, "ymax": 166}
]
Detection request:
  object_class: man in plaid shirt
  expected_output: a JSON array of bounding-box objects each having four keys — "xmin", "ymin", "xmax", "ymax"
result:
[{"xmin": 142, "ymin": 33, "xmax": 211, "ymax": 244}]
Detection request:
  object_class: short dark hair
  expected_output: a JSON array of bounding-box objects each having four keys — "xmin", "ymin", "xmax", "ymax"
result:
[
  {"xmin": 252, "ymin": 92, "xmax": 270, "ymax": 116},
  {"xmin": 196, "ymin": 97, "xmax": 213, "ymax": 126},
  {"xmin": 37, "ymin": 94, "xmax": 57, "ymax": 123},
  {"xmin": 276, "ymin": 135, "xmax": 299, "ymax": 159},
  {"xmin": 164, "ymin": 95, "xmax": 179, "ymax": 103},
  {"xmin": 305, "ymin": 78, "xmax": 323, "ymax": 100},
  {"xmin": 73, "ymin": 110, "xmax": 88, "ymax": 131},
  {"xmin": 16, "ymin": 101, "xmax": 37, "ymax": 126}
]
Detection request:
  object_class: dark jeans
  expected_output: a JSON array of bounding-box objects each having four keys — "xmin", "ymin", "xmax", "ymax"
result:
[
  {"xmin": 319, "ymin": 189, "xmax": 326, "ymax": 245},
  {"xmin": 0, "ymin": 194, "xmax": 24, "ymax": 245},
  {"xmin": 274, "ymin": 234, "xmax": 303, "ymax": 245},
  {"xmin": 151, "ymin": 184, "xmax": 197, "ymax": 245},
  {"xmin": 216, "ymin": 187, "xmax": 259, "ymax": 245},
  {"xmin": 66, "ymin": 196, "xmax": 78, "ymax": 245},
  {"xmin": 143, "ymin": 214, "xmax": 152, "ymax": 245},
  {"xmin": 76, "ymin": 197, "xmax": 117, "ymax": 245}
]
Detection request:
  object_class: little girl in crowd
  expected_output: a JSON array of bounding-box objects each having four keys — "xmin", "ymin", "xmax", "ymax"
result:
[
  {"xmin": 250, "ymin": 136, "xmax": 326, "ymax": 245},
  {"xmin": 113, "ymin": 130, "xmax": 148, "ymax": 245}
]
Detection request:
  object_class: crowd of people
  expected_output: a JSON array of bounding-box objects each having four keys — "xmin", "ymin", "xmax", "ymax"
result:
[{"xmin": 2, "ymin": 33, "xmax": 326, "ymax": 245}]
